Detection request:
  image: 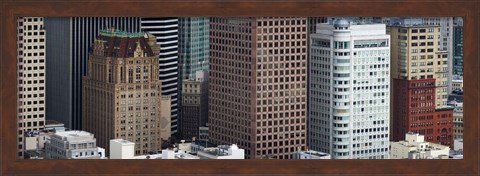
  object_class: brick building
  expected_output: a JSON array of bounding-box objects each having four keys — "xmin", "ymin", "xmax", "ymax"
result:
[
  {"xmin": 388, "ymin": 23, "xmax": 454, "ymax": 147},
  {"xmin": 392, "ymin": 79, "xmax": 453, "ymax": 147}
]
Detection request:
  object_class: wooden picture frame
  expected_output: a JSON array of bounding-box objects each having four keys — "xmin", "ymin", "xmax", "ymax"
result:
[{"xmin": 1, "ymin": 0, "xmax": 478, "ymax": 175}]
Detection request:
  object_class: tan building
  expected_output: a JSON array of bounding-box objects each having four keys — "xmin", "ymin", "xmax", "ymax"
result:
[
  {"xmin": 388, "ymin": 25, "xmax": 449, "ymax": 108},
  {"xmin": 83, "ymin": 29, "xmax": 171, "ymax": 156},
  {"xmin": 209, "ymin": 17, "xmax": 308, "ymax": 159},
  {"xmin": 180, "ymin": 70, "xmax": 208, "ymax": 140},
  {"xmin": 17, "ymin": 17, "xmax": 47, "ymax": 159}
]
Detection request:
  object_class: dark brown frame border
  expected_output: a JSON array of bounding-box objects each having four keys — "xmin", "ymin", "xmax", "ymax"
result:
[{"xmin": 1, "ymin": 0, "xmax": 479, "ymax": 175}]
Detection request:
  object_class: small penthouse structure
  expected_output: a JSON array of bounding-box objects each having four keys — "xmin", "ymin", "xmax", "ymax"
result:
[{"xmin": 390, "ymin": 132, "xmax": 450, "ymax": 159}]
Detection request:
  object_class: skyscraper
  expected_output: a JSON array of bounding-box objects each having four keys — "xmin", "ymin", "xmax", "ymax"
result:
[
  {"xmin": 82, "ymin": 30, "xmax": 171, "ymax": 155},
  {"xmin": 453, "ymin": 26, "xmax": 463, "ymax": 77},
  {"xmin": 388, "ymin": 23, "xmax": 454, "ymax": 147},
  {"xmin": 17, "ymin": 17, "xmax": 47, "ymax": 159},
  {"xmin": 45, "ymin": 17, "xmax": 141, "ymax": 130},
  {"xmin": 209, "ymin": 17, "xmax": 308, "ymax": 159},
  {"xmin": 421, "ymin": 18, "xmax": 454, "ymax": 93},
  {"xmin": 177, "ymin": 17, "xmax": 210, "ymax": 137},
  {"xmin": 309, "ymin": 19, "xmax": 391, "ymax": 159},
  {"xmin": 140, "ymin": 17, "xmax": 179, "ymax": 134}
]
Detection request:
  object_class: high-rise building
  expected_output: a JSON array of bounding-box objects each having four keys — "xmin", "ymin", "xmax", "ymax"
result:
[
  {"xmin": 209, "ymin": 17, "xmax": 308, "ymax": 159},
  {"xmin": 140, "ymin": 17, "xmax": 180, "ymax": 134},
  {"xmin": 178, "ymin": 17, "xmax": 210, "ymax": 92},
  {"xmin": 177, "ymin": 17, "xmax": 210, "ymax": 137},
  {"xmin": 82, "ymin": 30, "xmax": 172, "ymax": 156},
  {"xmin": 309, "ymin": 19, "xmax": 391, "ymax": 159},
  {"xmin": 386, "ymin": 17, "xmax": 455, "ymax": 93},
  {"xmin": 453, "ymin": 26, "xmax": 463, "ymax": 77},
  {"xmin": 180, "ymin": 71, "xmax": 209, "ymax": 140},
  {"xmin": 421, "ymin": 18, "xmax": 455, "ymax": 93},
  {"xmin": 44, "ymin": 17, "xmax": 141, "ymax": 130},
  {"xmin": 17, "ymin": 17, "xmax": 47, "ymax": 159},
  {"xmin": 388, "ymin": 24, "xmax": 454, "ymax": 147}
]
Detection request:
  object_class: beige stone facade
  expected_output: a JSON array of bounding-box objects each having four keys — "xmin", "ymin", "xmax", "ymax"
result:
[
  {"xmin": 388, "ymin": 25, "xmax": 449, "ymax": 108},
  {"xmin": 17, "ymin": 17, "xmax": 47, "ymax": 159},
  {"xmin": 83, "ymin": 30, "xmax": 171, "ymax": 156}
]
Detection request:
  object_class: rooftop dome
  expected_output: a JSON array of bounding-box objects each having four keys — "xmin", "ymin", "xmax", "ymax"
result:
[{"xmin": 334, "ymin": 19, "xmax": 350, "ymax": 28}]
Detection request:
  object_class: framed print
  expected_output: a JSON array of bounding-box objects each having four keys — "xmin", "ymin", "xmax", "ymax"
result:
[{"xmin": 1, "ymin": 0, "xmax": 478, "ymax": 175}]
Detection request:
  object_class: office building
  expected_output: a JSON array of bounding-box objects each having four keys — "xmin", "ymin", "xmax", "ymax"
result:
[
  {"xmin": 388, "ymin": 23, "xmax": 454, "ymax": 147},
  {"xmin": 309, "ymin": 19, "xmax": 391, "ymax": 159},
  {"xmin": 82, "ymin": 30, "xmax": 172, "ymax": 156},
  {"xmin": 45, "ymin": 130, "xmax": 104, "ymax": 159},
  {"xmin": 453, "ymin": 26, "xmax": 464, "ymax": 77},
  {"xmin": 44, "ymin": 17, "xmax": 141, "ymax": 130},
  {"xmin": 209, "ymin": 17, "xmax": 308, "ymax": 159},
  {"xmin": 390, "ymin": 132, "xmax": 450, "ymax": 159},
  {"xmin": 17, "ymin": 17, "xmax": 47, "ymax": 159},
  {"xmin": 180, "ymin": 71, "xmax": 209, "ymax": 140},
  {"xmin": 177, "ymin": 17, "xmax": 210, "ymax": 116},
  {"xmin": 141, "ymin": 17, "xmax": 180, "ymax": 134},
  {"xmin": 420, "ymin": 18, "xmax": 455, "ymax": 93}
]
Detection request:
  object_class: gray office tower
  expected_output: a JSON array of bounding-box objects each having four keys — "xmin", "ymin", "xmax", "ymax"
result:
[
  {"xmin": 45, "ymin": 17, "xmax": 141, "ymax": 130},
  {"xmin": 140, "ymin": 17, "xmax": 180, "ymax": 134}
]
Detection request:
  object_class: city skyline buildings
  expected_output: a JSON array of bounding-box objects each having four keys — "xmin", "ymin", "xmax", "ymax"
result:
[
  {"xmin": 388, "ymin": 23, "xmax": 454, "ymax": 147},
  {"xmin": 140, "ymin": 17, "xmax": 180, "ymax": 134},
  {"xmin": 16, "ymin": 16, "xmax": 464, "ymax": 160},
  {"xmin": 177, "ymin": 17, "xmax": 210, "ymax": 139},
  {"xmin": 44, "ymin": 17, "xmax": 142, "ymax": 130}
]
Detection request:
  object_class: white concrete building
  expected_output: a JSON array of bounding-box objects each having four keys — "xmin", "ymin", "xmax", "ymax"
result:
[
  {"xmin": 197, "ymin": 144, "xmax": 245, "ymax": 159},
  {"xmin": 45, "ymin": 131, "xmax": 104, "ymax": 159},
  {"xmin": 390, "ymin": 132, "xmax": 450, "ymax": 159},
  {"xmin": 292, "ymin": 150, "xmax": 331, "ymax": 159},
  {"xmin": 109, "ymin": 139, "xmax": 135, "ymax": 159},
  {"xmin": 309, "ymin": 19, "xmax": 390, "ymax": 159}
]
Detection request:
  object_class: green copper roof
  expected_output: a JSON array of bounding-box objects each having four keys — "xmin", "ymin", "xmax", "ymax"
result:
[{"xmin": 99, "ymin": 29, "xmax": 145, "ymax": 38}]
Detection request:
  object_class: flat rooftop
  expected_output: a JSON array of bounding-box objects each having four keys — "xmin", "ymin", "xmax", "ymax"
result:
[
  {"xmin": 302, "ymin": 151, "xmax": 330, "ymax": 157},
  {"xmin": 111, "ymin": 139, "xmax": 135, "ymax": 145},
  {"xmin": 55, "ymin": 131, "xmax": 93, "ymax": 138}
]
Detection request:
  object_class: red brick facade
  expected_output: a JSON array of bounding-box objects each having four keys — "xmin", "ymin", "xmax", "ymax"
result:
[{"xmin": 393, "ymin": 78, "xmax": 453, "ymax": 147}]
